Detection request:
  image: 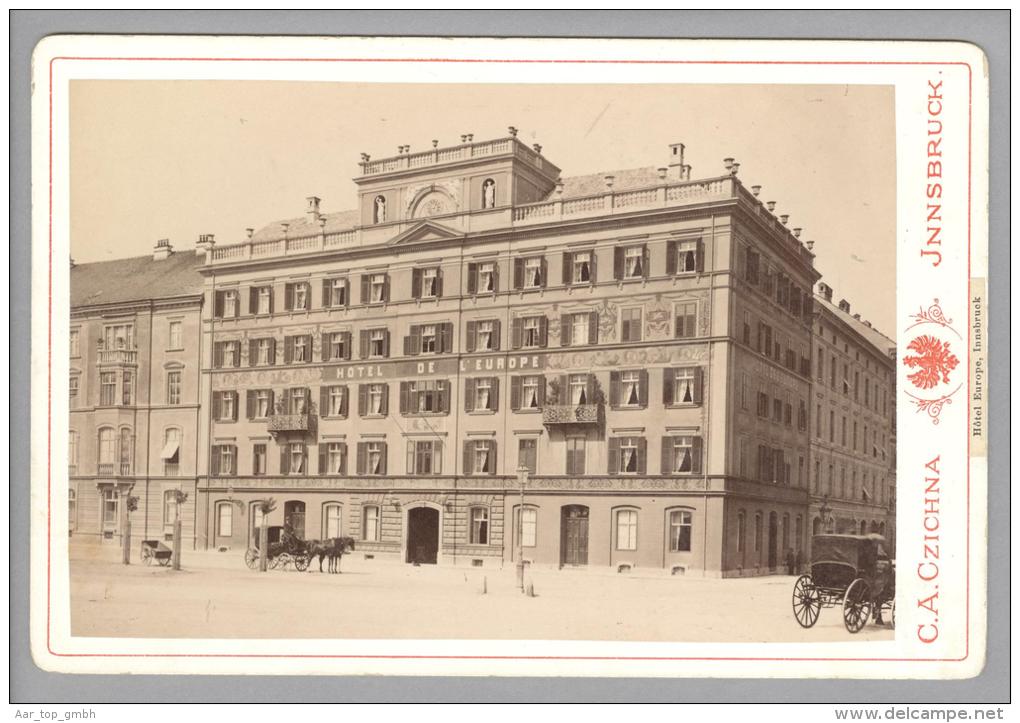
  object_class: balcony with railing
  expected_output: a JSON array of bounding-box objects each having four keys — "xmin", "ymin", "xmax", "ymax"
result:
[
  {"xmin": 97, "ymin": 348, "xmax": 138, "ymax": 365},
  {"xmin": 542, "ymin": 404, "xmax": 601, "ymax": 427},
  {"xmin": 97, "ymin": 463, "xmax": 133, "ymax": 477},
  {"xmin": 267, "ymin": 414, "xmax": 316, "ymax": 435}
]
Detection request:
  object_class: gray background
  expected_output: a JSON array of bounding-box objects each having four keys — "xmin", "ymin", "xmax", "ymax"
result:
[{"xmin": 10, "ymin": 9, "xmax": 1010, "ymax": 703}]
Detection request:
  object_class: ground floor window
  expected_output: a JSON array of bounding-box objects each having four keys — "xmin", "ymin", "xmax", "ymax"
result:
[
  {"xmin": 669, "ymin": 509, "xmax": 693, "ymax": 552},
  {"xmin": 616, "ymin": 509, "xmax": 638, "ymax": 551},
  {"xmin": 519, "ymin": 507, "xmax": 537, "ymax": 548},
  {"xmin": 216, "ymin": 501, "xmax": 233, "ymax": 537},
  {"xmin": 470, "ymin": 507, "xmax": 489, "ymax": 545},
  {"xmin": 363, "ymin": 505, "xmax": 380, "ymax": 541},
  {"xmin": 323, "ymin": 503, "xmax": 342, "ymax": 538},
  {"xmin": 102, "ymin": 489, "xmax": 119, "ymax": 531},
  {"xmin": 163, "ymin": 490, "xmax": 178, "ymax": 529}
]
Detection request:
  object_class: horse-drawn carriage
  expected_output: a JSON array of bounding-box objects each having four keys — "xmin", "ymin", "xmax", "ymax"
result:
[
  {"xmin": 244, "ymin": 530, "xmax": 311, "ymax": 571},
  {"xmin": 792, "ymin": 534, "xmax": 895, "ymax": 633},
  {"xmin": 140, "ymin": 539, "xmax": 173, "ymax": 566}
]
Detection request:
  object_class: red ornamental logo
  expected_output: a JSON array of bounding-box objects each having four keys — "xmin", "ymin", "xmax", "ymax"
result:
[{"xmin": 902, "ymin": 334, "xmax": 960, "ymax": 390}]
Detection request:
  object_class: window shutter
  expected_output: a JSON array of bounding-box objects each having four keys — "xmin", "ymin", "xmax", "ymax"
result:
[
  {"xmin": 232, "ymin": 392, "xmax": 239, "ymax": 421},
  {"xmin": 246, "ymin": 390, "xmax": 255, "ymax": 419},
  {"xmin": 560, "ymin": 314, "xmax": 571, "ymax": 346},
  {"xmin": 609, "ymin": 371, "xmax": 620, "ymax": 407},
  {"xmin": 464, "ymin": 378, "xmax": 475, "ymax": 412},
  {"xmin": 661, "ymin": 436, "xmax": 673, "ymax": 475},
  {"xmin": 663, "ymin": 368, "xmax": 675, "ymax": 405},
  {"xmin": 319, "ymin": 447, "xmax": 328, "ymax": 476},
  {"xmin": 267, "ymin": 389, "xmax": 275, "ymax": 415},
  {"xmin": 463, "ymin": 441, "xmax": 473, "ymax": 476},
  {"xmin": 539, "ymin": 316, "xmax": 548, "ymax": 347},
  {"xmin": 487, "ymin": 441, "xmax": 497, "ymax": 475},
  {"xmin": 443, "ymin": 323, "xmax": 454, "ymax": 353},
  {"xmin": 268, "ymin": 339, "xmax": 276, "ymax": 365},
  {"xmin": 343, "ymin": 332, "xmax": 352, "ymax": 361},
  {"xmin": 588, "ymin": 311, "xmax": 598, "ymax": 345},
  {"xmin": 356, "ymin": 443, "xmax": 366, "ymax": 475},
  {"xmin": 491, "ymin": 262, "xmax": 499, "ymax": 293},
  {"xmin": 411, "ymin": 268, "xmax": 422, "ymax": 299},
  {"xmin": 562, "ymin": 252, "xmax": 572, "ymax": 285},
  {"xmin": 513, "ymin": 258, "xmax": 524, "ymax": 289},
  {"xmin": 435, "ymin": 269, "xmax": 443, "ymax": 298},
  {"xmin": 339, "ymin": 443, "xmax": 348, "ymax": 475},
  {"xmin": 382, "ymin": 330, "xmax": 390, "ymax": 358},
  {"xmin": 304, "ymin": 335, "xmax": 313, "ymax": 363},
  {"xmin": 399, "ymin": 381, "xmax": 410, "ymax": 416},
  {"xmin": 284, "ymin": 284, "xmax": 294, "ymax": 311},
  {"xmin": 642, "ymin": 245, "xmax": 651, "ymax": 278},
  {"xmin": 558, "ymin": 375, "xmax": 570, "ymax": 405},
  {"xmin": 440, "ymin": 382, "xmax": 451, "ymax": 414},
  {"xmin": 249, "ymin": 287, "xmax": 258, "ymax": 314},
  {"xmin": 359, "ymin": 330, "xmax": 368, "ymax": 359},
  {"xmin": 692, "ymin": 436, "xmax": 704, "ymax": 474},
  {"xmin": 433, "ymin": 440, "xmax": 443, "ymax": 475},
  {"xmin": 211, "ymin": 446, "xmax": 221, "ymax": 476},
  {"xmin": 467, "ymin": 263, "xmax": 477, "ymax": 295},
  {"xmin": 675, "ymin": 316, "xmax": 684, "ymax": 339},
  {"xmin": 403, "ymin": 330, "xmax": 412, "ymax": 356},
  {"xmin": 491, "ymin": 320, "xmax": 501, "ymax": 351},
  {"xmin": 538, "ymin": 376, "xmax": 546, "ymax": 406},
  {"xmin": 214, "ymin": 291, "xmax": 224, "ymax": 318},
  {"xmin": 511, "ymin": 318, "xmax": 523, "ymax": 349},
  {"xmin": 340, "ymin": 386, "xmax": 349, "ymax": 417},
  {"xmin": 540, "ymin": 257, "xmax": 548, "ymax": 288},
  {"xmin": 379, "ymin": 384, "xmax": 389, "ymax": 415},
  {"xmin": 378, "ymin": 443, "xmax": 387, "ymax": 475},
  {"xmin": 360, "ymin": 275, "xmax": 370, "ymax": 304},
  {"xmin": 212, "ymin": 392, "xmax": 221, "ymax": 420},
  {"xmin": 589, "ymin": 252, "xmax": 598, "ymax": 284},
  {"xmin": 406, "ymin": 326, "xmax": 419, "ymax": 356},
  {"xmin": 280, "ymin": 446, "xmax": 289, "ymax": 476},
  {"xmin": 585, "ymin": 374, "xmax": 596, "ymax": 404},
  {"xmin": 406, "ymin": 440, "xmax": 415, "ymax": 474},
  {"xmin": 613, "ymin": 247, "xmax": 624, "ymax": 280},
  {"xmin": 284, "ymin": 337, "xmax": 293, "ymax": 364},
  {"xmin": 320, "ymin": 386, "xmax": 329, "ymax": 417},
  {"xmin": 510, "ymin": 376, "xmax": 521, "ymax": 410},
  {"xmin": 608, "ymin": 438, "xmax": 620, "ymax": 475},
  {"xmin": 248, "ymin": 339, "xmax": 257, "ymax": 367},
  {"xmin": 490, "ymin": 378, "xmax": 500, "ymax": 412},
  {"xmin": 638, "ymin": 370, "xmax": 649, "ymax": 408},
  {"xmin": 321, "ymin": 279, "xmax": 331, "ymax": 307},
  {"xmin": 466, "ymin": 321, "xmax": 477, "ymax": 352},
  {"xmin": 357, "ymin": 385, "xmax": 366, "ymax": 416},
  {"xmin": 382, "ymin": 275, "xmax": 390, "ymax": 303},
  {"xmin": 666, "ymin": 240, "xmax": 678, "ymax": 275},
  {"xmin": 695, "ymin": 239, "xmax": 705, "ymax": 272},
  {"xmin": 637, "ymin": 438, "xmax": 647, "ymax": 474},
  {"xmin": 693, "ymin": 367, "xmax": 704, "ymax": 404},
  {"xmin": 321, "ymin": 333, "xmax": 330, "ymax": 362}
]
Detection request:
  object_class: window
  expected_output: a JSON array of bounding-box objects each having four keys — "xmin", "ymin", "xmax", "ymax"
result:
[
  {"xmin": 251, "ymin": 338, "xmax": 272, "ymax": 367},
  {"xmin": 358, "ymin": 441, "xmax": 386, "ymax": 475},
  {"xmin": 293, "ymin": 335, "xmax": 310, "ymax": 363},
  {"xmin": 675, "ymin": 302, "xmax": 697, "ymax": 338},
  {"xmin": 69, "ymin": 375, "xmax": 79, "ymax": 407},
  {"xmin": 515, "ymin": 375, "xmax": 543, "ymax": 411},
  {"xmin": 829, "ymin": 410, "xmax": 835, "ymax": 443},
  {"xmin": 215, "ymin": 445, "xmax": 235, "ymax": 476},
  {"xmin": 743, "ymin": 312, "xmax": 752, "ymax": 346},
  {"xmin": 102, "ymin": 489, "xmax": 120, "ymax": 531},
  {"xmin": 323, "ymin": 503, "xmax": 343, "ymax": 538},
  {"xmin": 253, "ymin": 285, "xmax": 273, "ymax": 315},
  {"xmin": 477, "ymin": 262, "xmax": 496, "ymax": 294},
  {"xmin": 421, "ymin": 325, "xmax": 437, "ymax": 354},
  {"xmin": 737, "ymin": 510, "xmax": 746, "ymax": 553},
  {"xmin": 284, "ymin": 443, "xmax": 306, "ymax": 476},
  {"xmin": 68, "ymin": 431, "xmax": 79, "ymax": 474},
  {"xmin": 407, "ymin": 439, "xmax": 442, "ymax": 475},
  {"xmin": 565, "ymin": 437, "xmax": 586, "ymax": 475},
  {"xmin": 616, "ymin": 509, "xmax": 638, "ymax": 551},
  {"xmin": 669, "ymin": 510, "xmax": 693, "ymax": 552},
  {"xmin": 121, "ymin": 371, "xmax": 134, "ymax": 405},
  {"xmin": 481, "ymin": 178, "xmax": 496, "ymax": 209},
  {"xmin": 368, "ymin": 274, "xmax": 387, "ymax": 304},
  {"xmin": 518, "ymin": 438, "xmax": 537, "ymax": 474},
  {"xmin": 366, "ymin": 329, "xmax": 388, "ymax": 359},
  {"xmin": 615, "ymin": 245, "xmax": 647, "ymax": 280},
  {"xmin": 362, "ymin": 505, "xmax": 380, "ymax": 541},
  {"xmin": 100, "ymin": 372, "xmax": 117, "ymax": 406},
  {"xmin": 104, "ymin": 323, "xmax": 135, "ymax": 350},
  {"xmin": 569, "ymin": 250, "xmax": 593, "ymax": 284},
  {"xmin": 325, "ymin": 386, "xmax": 347, "ymax": 417},
  {"xmin": 519, "ymin": 507, "xmax": 537, "ymax": 547},
  {"xmin": 621, "ymin": 307, "xmax": 642, "ymax": 342},
  {"xmin": 666, "ymin": 367, "xmax": 700, "ymax": 406},
  {"xmin": 560, "ymin": 311, "xmax": 596, "ymax": 347},
  {"xmin": 470, "ymin": 507, "xmax": 489, "ymax": 545},
  {"xmin": 217, "ymin": 391, "xmax": 237, "ymax": 422},
  {"xmin": 404, "ymin": 380, "xmax": 448, "ymax": 415},
  {"xmin": 572, "ymin": 313, "xmax": 589, "ymax": 345},
  {"xmin": 216, "ymin": 502, "xmax": 233, "ymax": 537},
  {"xmin": 327, "ymin": 332, "xmax": 350, "ymax": 362},
  {"xmin": 249, "ymin": 389, "xmax": 271, "ymax": 419},
  {"xmin": 675, "ymin": 240, "xmax": 698, "ymax": 274},
  {"xmin": 97, "ymin": 427, "xmax": 116, "ymax": 468},
  {"xmin": 166, "ymin": 371, "xmax": 182, "ymax": 405},
  {"xmin": 744, "ymin": 248, "xmax": 760, "ymax": 284},
  {"xmin": 519, "ymin": 316, "xmax": 545, "ymax": 349},
  {"xmin": 616, "ymin": 370, "xmax": 644, "ymax": 407},
  {"xmin": 69, "ymin": 329, "xmax": 80, "ymax": 357},
  {"xmin": 358, "ymin": 383, "xmax": 387, "ymax": 417},
  {"xmin": 252, "ymin": 444, "xmax": 267, "ymax": 476},
  {"xmin": 162, "ymin": 428, "xmax": 180, "ymax": 476},
  {"xmin": 287, "ymin": 387, "xmax": 308, "ymax": 415},
  {"xmin": 284, "ymin": 282, "xmax": 309, "ymax": 312},
  {"xmin": 215, "ymin": 340, "xmax": 240, "ymax": 368},
  {"xmin": 324, "ymin": 278, "xmax": 348, "ymax": 308},
  {"xmin": 568, "ymin": 374, "xmax": 590, "ymax": 405},
  {"xmin": 324, "ymin": 442, "xmax": 347, "ymax": 475},
  {"xmin": 521, "ymin": 256, "xmax": 545, "ymax": 289},
  {"xmin": 466, "ymin": 377, "xmax": 497, "ymax": 412},
  {"xmin": 667, "ymin": 436, "xmax": 703, "ymax": 474},
  {"xmin": 754, "ymin": 513, "xmax": 763, "ymax": 553},
  {"xmin": 475, "ymin": 320, "xmax": 496, "ymax": 351},
  {"xmin": 417, "ymin": 267, "xmax": 441, "ymax": 299},
  {"xmin": 614, "ymin": 436, "xmax": 644, "ymax": 475},
  {"xmin": 224, "ymin": 290, "xmax": 239, "ymax": 317},
  {"xmin": 757, "ymin": 390, "xmax": 769, "ymax": 418},
  {"xmin": 168, "ymin": 321, "xmax": 183, "ymax": 349},
  {"xmin": 467, "ymin": 440, "xmax": 496, "ymax": 475}
]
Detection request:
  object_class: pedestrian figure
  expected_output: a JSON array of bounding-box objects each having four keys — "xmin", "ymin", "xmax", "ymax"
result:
[
  {"xmin": 785, "ymin": 548, "xmax": 795, "ymax": 575},
  {"xmin": 795, "ymin": 549, "xmax": 804, "ymax": 575}
]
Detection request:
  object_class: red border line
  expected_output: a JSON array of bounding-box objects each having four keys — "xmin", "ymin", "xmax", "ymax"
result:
[{"xmin": 47, "ymin": 54, "xmax": 974, "ymax": 665}]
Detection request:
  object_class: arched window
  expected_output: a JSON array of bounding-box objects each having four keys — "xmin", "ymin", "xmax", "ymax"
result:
[
  {"xmin": 251, "ymin": 501, "xmax": 267, "ymax": 546},
  {"xmin": 162, "ymin": 427, "xmax": 181, "ymax": 476},
  {"xmin": 216, "ymin": 501, "xmax": 233, "ymax": 538},
  {"xmin": 481, "ymin": 178, "xmax": 496, "ymax": 209},
  {"xmin": 782, "ymin": 513, "xmax": 791, "ymax": 552},
  {"xmin": 737, "ymin": 510, "xmax": 746, "ymax": 553},
  {"xmin": 469, "ymin": 506, "xmax": 489, "ymax": 545},
  {"xmin": 362, "ymin": 504, "xmax": 380, "ymax": 541},
  {"xmin": 119, "ymin": 427, "xmax": 133, "ymax": 475},
  {"xmin": 615, "ymin": 508, "xmax": 638, "ymax": 551},
  {"xmin": 373, "ymin": 195, "xmax": 387, "ymax": 224},
  {"xmin": 323, "ymin": 503, "xmax": 343, "ymax": 538},
  {"xmin": 754, "ymin": 512, "xmax": 763, "ymax": 554},
  {"xmin": 97, "ymin": 427, "xmax": 116, "ymax": 471},
  {"xmin": 668, "ymin": 509, "xmax": 693, "ymax": 552},
  {"xmin": 860, "ymin": 519, "xmax": 868, "ymax": 535},
  {"xmin": 68, "ymin": 488, "xmax": 77, "ymax": 532}
]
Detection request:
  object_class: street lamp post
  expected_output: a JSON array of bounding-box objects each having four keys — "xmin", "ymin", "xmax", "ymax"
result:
[{"xmin": 516, "ymin": 464, "xmax": 529, "ymax": 592}]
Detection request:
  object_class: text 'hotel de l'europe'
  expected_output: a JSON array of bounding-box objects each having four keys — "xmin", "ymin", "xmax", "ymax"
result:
[{"xmin": 68, "ymin": 132, "xmax": 897, "ymax": 577}]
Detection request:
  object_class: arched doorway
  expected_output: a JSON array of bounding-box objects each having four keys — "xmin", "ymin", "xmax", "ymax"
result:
[
  {"xmin": 406, "ymin": 506, "xmax": 440, "ymax": 565},
  {"xmin": 768, "ymin": 512, "xmax": 779, "ymax": 571},
  {"xmin": 284, "ymin": 500, "xmax": 306, "ymax": 539},
  {"xmin": 560, "ymin": 505, "xmax": 589, "ymax": 567}
]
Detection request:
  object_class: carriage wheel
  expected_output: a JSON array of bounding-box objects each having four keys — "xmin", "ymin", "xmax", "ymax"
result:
[
  {"xmin": 244, "ymin": 548, "xmax": 258, "ymax": 570},
  {"xmin": 294, "ymin": 555, "xmax": 310, "ymax": 572},
  {"xmin": 890, "ymin": 599, "xmax": 896, "ymax": 629},
  {"xmin": 159, "ymin": 556, "xmax": 171, "ymax": 567},
  {"xmin": 273, "ymin": 553, "xmax": 291, "ymax": 570},
  {"xmin": 791, "ymin": 574, "xmax": 821, "ymax": 628},
  {"xmin": 842, "ymin": 579, "xmax": 873, "ymax": 634}
]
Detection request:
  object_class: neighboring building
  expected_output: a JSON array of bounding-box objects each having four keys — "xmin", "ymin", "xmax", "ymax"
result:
[
  {"xmin": 68, "ymin": 240, "xmax": 205, "ymax": 547},
  {"xmin": 808, "ymin": 282, "xmax": 897, "ymax": 549},
  {"xmin": 193, "ymin": 133, "xmax": 822, "ymax": 577}
]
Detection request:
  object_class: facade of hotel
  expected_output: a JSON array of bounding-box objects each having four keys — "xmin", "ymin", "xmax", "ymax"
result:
[
  {"xmin": 68, "ymin": 133, "xmax": 897, "ymax": 577},
  {"xmin": 808, "ymin": 282, "xmax": 897, "ymax": 550},
  {"xmin": 68, "ymin": 244, "xmax": 205, "ymax": 546}
]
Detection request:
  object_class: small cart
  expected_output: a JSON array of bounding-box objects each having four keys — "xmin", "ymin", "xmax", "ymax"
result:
[{"xmin": 140, "ymin": 539, "xmax": 173, "ymax": 566}]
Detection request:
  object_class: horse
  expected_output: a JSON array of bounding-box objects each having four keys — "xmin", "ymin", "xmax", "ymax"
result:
[{"xmin": 307, "ymin": 536, "xmax": 356, "ymax": 573}]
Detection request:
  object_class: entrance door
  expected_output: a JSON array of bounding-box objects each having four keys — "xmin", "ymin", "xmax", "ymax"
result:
[
  {"xmin": 560, "ymin": 505, "xmax": 589, "ymax": 566},
  {"xmin": 406, "ymin": 506, "xmax": 439, "ymax": 564},
  {"xmin": 284, "ymin": 500, "xmax": 306, "ymax": 539},
  {"xmin": 768, "ymin": 512, "xmax": 778, "ymax": 571}
]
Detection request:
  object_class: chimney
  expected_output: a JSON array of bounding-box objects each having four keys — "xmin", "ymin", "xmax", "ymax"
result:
[
  {"xmin": 818, "ymin": 282, "xmax": 833, "ymax": 302},
  {"xmin": 306, "ymin": 196, "xmax": 322, "ymax": 222},
  {"xmin": 838, "ymin": 298, "xmax": 851, "ymax": 313},
  {"xmin": 153, "ymin": 238, "xmax": 173, "ymax": 261},
  {"xmin": 683, "ymin": 164, "xmax": 692, "ymax": 180},
  {"xmin": 196, "ymin": 233, "xmax": 215, "ymax": 257},
  {"xmin": 793, "ymin": 227, "xmax": 802, "ymax": 238},
  {"xmin": 730, "ymin": 162, "xmax": 740, "ymax": 176},
  {"xmin": 532, "ymin": 143, "xmax": 542, "ymax": 154},
  {"xmin": 604, "ymin": 175, "xmax": 615, "ymax": 190},
  {"xmin": 780, "ymin": 214, "xmax": 789, "ymax": 225},
  {"xmin": 507, "ymin": 126, "xmax": 518, "ymax": 138},
  {"xmin": 246, "ymin": 228, "xmax": 254, "ymax": 240},
  {"xmin": 806, "ymin": 239, "xmax": 816, "ymax": 251},
  {"xmin": 853, "ymin": 313, "xmax": 861, "ymax": 320},
  {"xmin": 668, "ymin": 143, "xmax": 686, "ymax": 179},
  {"xmin": 864, "ymin": 320, "xmax": 873, "ymax": 328},
  {"xmin": 751, "ymin": 185, "xmax": 762, "ymax": 197},
  {"xmin": 766, "ymin": 201, "xmax": 777, "ymax": 212},
  {"xmin": 723, "ymin": 157, "xmax": 734, "ymax": 171}
]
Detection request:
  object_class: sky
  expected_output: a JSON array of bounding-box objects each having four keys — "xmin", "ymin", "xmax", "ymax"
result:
[{"xmin": 70, "ymin": 81, "xmax": 896, "ymax": 334}]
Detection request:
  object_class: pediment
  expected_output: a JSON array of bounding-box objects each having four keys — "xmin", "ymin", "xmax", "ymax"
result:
[{"xmin": 387, "ymin": 220, "xmax": 464, "ymax": 247}]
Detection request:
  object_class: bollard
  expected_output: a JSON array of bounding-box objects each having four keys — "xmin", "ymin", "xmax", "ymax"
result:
[
  {"xmin": 526, "ymin": 581, "xmax": 535, "ymax": 597},
  {"xmin": 481, "ymin": 576, "xmax": 487, "ymax": 595}
]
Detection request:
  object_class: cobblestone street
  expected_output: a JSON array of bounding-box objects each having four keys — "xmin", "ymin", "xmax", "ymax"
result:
[{"xmin": 70, "ymin": 544, "xmax": 895, "ymax": 643}]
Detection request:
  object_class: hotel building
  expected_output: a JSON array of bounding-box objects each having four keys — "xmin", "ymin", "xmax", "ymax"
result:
[{"xmin": 190, "ymin": 133, "xmax": 824, "ymax": 577}]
